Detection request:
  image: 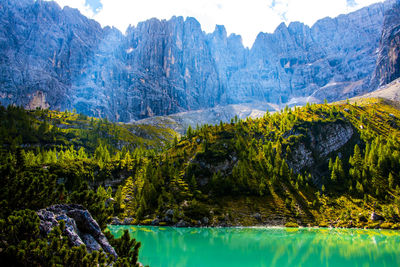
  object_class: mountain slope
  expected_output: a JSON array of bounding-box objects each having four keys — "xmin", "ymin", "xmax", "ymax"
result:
[
  {"xmin": 371, "ymin": 0, "xmax": 400, "ymax": 87},
  {"xmin": 354, "ymin": 77, "xmax": 400, "ymax": 103},
  {"xmin": 116, "ymin": 98, "xmax": 400, "ymax": 227},
  {"xmin": 0, "ymin": 99, "xmax": 399, "ymax": 230},
  {"xmin": 0, "ymin": 106, "xmax": 176, "ymax": 153},
  {"xmin": 133, "ymin": 102, "xmax": 277, "ymax": 134},
  {"xmin": 0, "ymin": 0, "xmax": 398, "ymax": 121}
]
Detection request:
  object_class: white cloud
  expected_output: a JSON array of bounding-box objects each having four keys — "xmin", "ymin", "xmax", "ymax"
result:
[
  {"xmin": 268, "ymin": 0, "xmax": 384, "ymax": 27},
  {"xmin": 47, "ymin": 0, "xmax": 384, "ymax": 47}
]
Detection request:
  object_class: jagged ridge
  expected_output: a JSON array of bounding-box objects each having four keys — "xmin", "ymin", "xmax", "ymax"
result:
[{"xmin": 0, "ymin": 0, "xmax": 398, "ymax": 121}]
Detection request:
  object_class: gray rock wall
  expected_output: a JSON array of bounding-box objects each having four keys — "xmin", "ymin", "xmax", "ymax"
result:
[
  {"xmin": 37, "ymin": 204, "xmax": 118, "ymax": 258},
  {"xmin": 371, "ymin": 0, "xmax": 400, "ymax": 87},
  {"xmin": 0, "ymin": 0, "xmax": 398, "ymax": 121}
]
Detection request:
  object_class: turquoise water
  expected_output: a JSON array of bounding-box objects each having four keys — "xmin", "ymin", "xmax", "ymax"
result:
[{"xmin": 108, "ymin": 226, "xmax": 400, "ymax": 267}]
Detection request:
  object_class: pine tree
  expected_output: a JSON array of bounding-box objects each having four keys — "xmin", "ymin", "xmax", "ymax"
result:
[
  {"xmin": 356, "ymin": 181, "xmax": 364, "ymax": 195},
  {"xmin": 350, "ymin": 145, "xmax": 363, "ymax": 181}
]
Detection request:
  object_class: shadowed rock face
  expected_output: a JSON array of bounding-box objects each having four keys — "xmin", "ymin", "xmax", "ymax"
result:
[
  {"xmin": 285, "ymin": 120, "xmax": 354, "ymax": 174},
  {"xmin": 371, "ymin": 0, "xmax": 400, "ymax": 88},
  {"xmin": 0, "ymin": 0, "xmax": 398, "ymax": 121},
  {"xmin": 37, "ymin": 204, "xmax": 118, "ymax": 259}
]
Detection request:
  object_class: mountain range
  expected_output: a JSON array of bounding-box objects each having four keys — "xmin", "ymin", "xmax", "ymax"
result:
[{"xmin": 0, "ymin": 0, "xmax": 399, "ymax": 122}]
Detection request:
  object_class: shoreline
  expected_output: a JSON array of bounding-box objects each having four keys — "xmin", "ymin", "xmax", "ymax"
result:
[
  {"xmin": 108, "ymin": 221, "xmax": 400, "ymax": 230},
  {"xmin": 107, "ymin": 224, "xmax": 400, "ymax": 232}
]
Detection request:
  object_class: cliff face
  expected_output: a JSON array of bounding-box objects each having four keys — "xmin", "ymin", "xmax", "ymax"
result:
[
  {"xmin": 0, "ymin": 0, "xmax": 398, "ymax": 121},
  {"xmin": 0, "ymin": 0, "xmax": 105, "ymax": 113},
  {"xmin": 286, "ymin": 120, "xmax": 354, "ymax": 174},
  {"xmin": 371, "ymin": 0, "xmax": 400, "ymax": 88},
  {"xmin": 121, "ymin": 17, "xmax": 221, "ymax": 120},
  {"xmin": 230, "ymin": 3, "xmax": 391, "ymax": 105}
]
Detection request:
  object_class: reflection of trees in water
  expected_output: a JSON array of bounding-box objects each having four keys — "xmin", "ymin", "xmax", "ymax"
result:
[{"xmin": 109, "ymin": 226, "xmax": 400, "ymax": 266}]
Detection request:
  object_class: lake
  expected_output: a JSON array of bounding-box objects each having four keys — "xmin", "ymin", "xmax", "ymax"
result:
[{"xmin": 108, "ymin": 226, "xmax": 400, "ymax": 267}]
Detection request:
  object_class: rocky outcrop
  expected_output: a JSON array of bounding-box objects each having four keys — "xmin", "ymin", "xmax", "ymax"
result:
[
  {"xmin": 286, "ymin": 120, "xmax": 354, "ymax": 173},
  {"xmin": 25, "ymin": 91, "xmax": 50, "ymax": 110},
  {"xmin": 371, "ymin": 212, "xmax": 385, "ymax": 221},
  {"xmin": 37, "ymin": 204, "xmax": 117, "ymax": 259},
  {"xmin": 371, "ymin": 0, "xmax": 400, "ymax": 88},
  {"xmin": 0, "ymin": 0, "xmax": 398, "ymax": 121}
]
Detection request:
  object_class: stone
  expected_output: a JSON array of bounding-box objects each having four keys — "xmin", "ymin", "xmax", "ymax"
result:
[
  {"xmin": 176, "ymin": 219, "xmax": 187, "ymax": 227},
  {"xmin": 202, "ymin": 217, "xmax": 209, "ymax": 225},
  {"xmin": 163, "ymin": 216, "xmax": 172, "ymax": 223},
  {"xmin": 37, "ymin": 204, "xmax": 118, "ymax": 259},
  {"xmin": 81, "ymin": 234, "xmax": 102, "ymax": 253},
  {"xmin": 123, "ymin": 217, "xmax": 133, "ymax": 225},
  {"xmin": 371, "ymin": 212, "xmax": 385, "ymax": 221},
  {"xmin": 165, "ymin": 209, "xmax": 174, "ymax": 217},
  {"xmin": 111, "ymin": 217, "xmax": 121, "ymax": 225},
  {"xmin": 151, "ymin": 218, "xmax": 160, "ymax": 225}
]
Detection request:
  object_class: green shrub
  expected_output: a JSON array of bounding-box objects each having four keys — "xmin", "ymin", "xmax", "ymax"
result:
[
  {"xmin": 318, "ymin": 221, "xmax": 329, "ymax": 228},
  {"xmin": 140, "ymin": 219, "xmax": 153, "ymax": 225},
  {"xmin": 379, "ymin": 222, "xmax": 393, "ymax": 229},
  {"xmin": 285, "ymin": 222, "xmax": 299, "ymax": 228}
]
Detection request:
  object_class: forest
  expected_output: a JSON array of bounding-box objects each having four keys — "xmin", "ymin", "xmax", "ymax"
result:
[
  {"xmin": 0, "ymin": 106, "xmax": 172, "ymax": 266},
  {"xmin": 114, "ymin": 98, "xmax": 400, "ymax": 228},
  {"xmin": 1, "ymin": 97, "xmax": 400, "ymax": 265}
]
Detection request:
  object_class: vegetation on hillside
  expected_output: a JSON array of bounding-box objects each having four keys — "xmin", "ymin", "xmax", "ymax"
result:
[
  {"xmin": 0, "ymin": 106, "xmax": 175, "ymax": 154},
  {"xmin": 1, "ymin": 98, "xmax": 400, "ymax": 264},
  {"xmin": 116, "ymin": 98, "xmax": 400, "ymax": 228},
  {"xmin": 0, "ymin": 107, "xmax": 169, "ymax": 266}
]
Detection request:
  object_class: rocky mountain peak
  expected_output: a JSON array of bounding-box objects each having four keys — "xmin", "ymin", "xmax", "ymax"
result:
[
  {"xmin": 0, "ymin": 0, "xmax": 399, "ymax": 122},
  {"xmin": 213, "ymin": 24, "xmax": 227, "ymax": 39}
]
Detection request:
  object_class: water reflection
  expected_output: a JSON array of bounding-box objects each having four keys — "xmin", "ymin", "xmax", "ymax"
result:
[{"xmin": 108, "ymin": 226, "xmax": 400, "ymax": 267}]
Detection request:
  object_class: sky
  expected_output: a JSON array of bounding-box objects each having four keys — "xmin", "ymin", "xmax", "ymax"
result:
[{"xmin": 47, "ymin": 0, "xmax": 384, "ymax": 47}]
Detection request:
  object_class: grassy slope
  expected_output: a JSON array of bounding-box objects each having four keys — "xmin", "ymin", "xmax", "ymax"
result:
[
  {"xmin": 0, "ymin": 107, "xmax": 178, "ymax": 191},
  {"xmin": 0, "ymin": 107, "xmax": 176, "ymax": 153}
]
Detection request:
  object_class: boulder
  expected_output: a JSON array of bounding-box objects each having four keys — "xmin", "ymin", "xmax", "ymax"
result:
[
  {"xmin": 122, "ymin": 217, "xmax": 134, "ymax": 225},
  {"xmin": 165, "ymin": 209, "xmax": 174, "ymax": 217},
  {"xmin": 37, "ymin": 204, "xmax": 117, "ymax": 259},
  {"xmin": 111, "ymin": 217, "xmax": 122, "ymax": 225},
  {"xmin": 371, "ymin": 212, "xmax": 385, "ymax": 221},
  {"xmin": 163, "ymin": 216, "xmax": 172, "ymax": 223},
  {"xmin": 176, "ymin": 219, "xmax": 187, "ymax": 227}
]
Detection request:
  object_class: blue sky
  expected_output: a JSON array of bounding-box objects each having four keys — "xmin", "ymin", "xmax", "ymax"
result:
[
  {"xmin": 48, "ymin": 0, "xmax": 383, "ymax": 47},
  {"xmin": 84, "ymin": 0, "xmax": 102, "ymax": 12}
]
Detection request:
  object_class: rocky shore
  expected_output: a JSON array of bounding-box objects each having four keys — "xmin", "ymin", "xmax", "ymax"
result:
[
  {"xmin": 37, "ymin": 204, "xmax": 118, "ymax": 259},
  {"xmin": 109, "ymin": 210, "xmax": 400, "ymax": 230}
]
